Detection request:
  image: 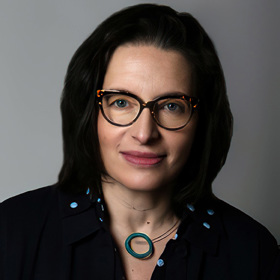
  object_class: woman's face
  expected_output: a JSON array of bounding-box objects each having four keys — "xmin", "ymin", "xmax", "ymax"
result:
[{"xmin": 97, "ymin": 45, "xmax": 198, "ymax": 192}]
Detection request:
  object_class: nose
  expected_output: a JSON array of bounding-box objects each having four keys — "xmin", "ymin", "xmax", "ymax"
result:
[{"xmin": 129, "ymin": 108, "xmax": 160, "ymax": 144}]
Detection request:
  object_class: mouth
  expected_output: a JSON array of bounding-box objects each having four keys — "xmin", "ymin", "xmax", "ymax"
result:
[{"xmin": 120, "ymin": 151, "xmax": 166, "ymax": 166}]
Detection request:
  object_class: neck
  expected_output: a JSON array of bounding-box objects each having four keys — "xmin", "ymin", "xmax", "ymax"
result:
[{"xmin": 101, "ymin": 177, "xmax": 178, "ymax": 238}]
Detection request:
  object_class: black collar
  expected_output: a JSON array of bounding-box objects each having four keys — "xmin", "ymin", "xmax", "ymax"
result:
[
  {"xmin": 58, "ymin": 190, "xmax": 101, "ymax": 245},
  {"xmin": 180, "ymin": 197, "xmax": 224, "ymax": 255}
]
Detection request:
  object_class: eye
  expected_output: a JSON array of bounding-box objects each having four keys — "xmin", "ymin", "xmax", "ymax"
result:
[
  {"xmin": 114, "ymin": 99, "xmax": 128, "ymax": 108},
  {"xmin": 160, "ymin": 101, "xmax": 185, "ymax": 114},
  {"xmin": 164, "ymin": 103, "xmax": 179, "ymax": 111}
]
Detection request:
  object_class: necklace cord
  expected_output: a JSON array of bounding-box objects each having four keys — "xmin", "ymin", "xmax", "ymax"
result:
[{"xmin": 152, "ymin": 220, "xmax": 179, "ymax": 243}]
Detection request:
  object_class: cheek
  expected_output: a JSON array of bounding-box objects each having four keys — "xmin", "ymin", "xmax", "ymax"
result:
[
  {"xmin": 97, "ymin": 112, "xmax": 112, "ymax": 155},
  {"xmin": 172, "ymin": 137, "xmax": 193, "ymax": 163},
  {"xmin": 97, "ymin": 112, "xmax": 124, "ymax": 155},
  {"xmin": 169, "ymin": 122, "xmax": 198, "ymax": 165}
]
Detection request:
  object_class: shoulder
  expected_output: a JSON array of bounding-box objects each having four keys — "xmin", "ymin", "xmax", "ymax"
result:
[
  {"xmin": 0, "ymin": 185, "xmax": 59, "ymax": 233},
  {"xmin": 214, "ymin": 198, "xmax": 277, "ymax": 244},
  {"xmin": 0, "ymin": 186, "xmax": 65, "ymax": 277},
  {"xmin": 188, "ymin": 196, "xmax": 279, "ymax": 249},
  {"xmin": 214, "ymin": 198, "xmax": 280, "ymax": 277},
  {"xmin": 0, "ymin": 185, "xmax": 58, "ymax": 215}
]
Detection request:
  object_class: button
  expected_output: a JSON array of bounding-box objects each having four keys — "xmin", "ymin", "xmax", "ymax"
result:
[
  {"xmin": 99, "ymin": 217, "xmax": 103, "ymax": 222},
  {"xmin": 207, "ymin": 209, "xmax": 214, "ymax": 215},
  {"xmin": 203, "ymin": 222, "xmax": 210, "ymax": 229},
  {"xmin": 157, "ymin": 259, "xmax": 164, "ymax": 267},
  {"xmin": 187, "ymin": 203, "xmax": 195, "ymax": 212},
  {"xmin": 70, "ymin": 202, "xmax": 78, "ymax": 208},
  {"xmin": 174, "ymin": 233, "xmax": 178, "ymax": 240},
  {"xmin": 86, "ymin": 188, "xmax": 90, "ymax": 195},
  {"xmin": 97, "ymin": 198, "xmax": 101, "ymax": 203},
  {"xmin": 101, "ymin": 204, "xmax": 104, "ymax": 211}
]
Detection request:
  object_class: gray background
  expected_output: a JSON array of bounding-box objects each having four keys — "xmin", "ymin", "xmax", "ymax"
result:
[{"xmin": 0, "ymin": 0, "xmax": 279, "ymax": 243}]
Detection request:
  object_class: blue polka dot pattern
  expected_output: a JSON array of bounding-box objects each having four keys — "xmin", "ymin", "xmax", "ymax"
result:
[
  {"xmin": 207, "ymin": 209, "xmax": 215, "ymax": 215},
  {"xmin": 70, "ymin": 202, "xmax": 78, "ymax": 208},
  {"xmin": 203, "ymin": 222, "xmax": 210, "ymax": 229},
  {"xmin": 157, "ymin": 259, "xmax": 164, "ymax": 267}
]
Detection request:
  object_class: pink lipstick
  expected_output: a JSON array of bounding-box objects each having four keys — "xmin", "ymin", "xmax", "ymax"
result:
[{"xmin": 121, "ymin": 151, "xmax": 165, "ymax": 166}]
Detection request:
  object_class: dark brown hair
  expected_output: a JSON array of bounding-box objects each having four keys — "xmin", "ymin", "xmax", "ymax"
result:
[{"xmin": 58, "ymin": 4, "xmax": 233, "ymax": 215}]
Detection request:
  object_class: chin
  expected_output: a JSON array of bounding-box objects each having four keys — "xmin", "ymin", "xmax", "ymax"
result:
[{"xmin": 117, "ymin": 176, "xmax": 174, "ymax": 193}]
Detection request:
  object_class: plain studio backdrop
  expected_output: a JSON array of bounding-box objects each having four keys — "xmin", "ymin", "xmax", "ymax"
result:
[{"xmin": 0, "ymin": 0, "xmax": 279, "ymax": 243}]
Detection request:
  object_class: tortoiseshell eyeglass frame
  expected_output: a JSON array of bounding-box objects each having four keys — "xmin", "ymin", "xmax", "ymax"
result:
[{"xmin": 96, "ymin": 89, "xmax": 199, "ymax": 131}]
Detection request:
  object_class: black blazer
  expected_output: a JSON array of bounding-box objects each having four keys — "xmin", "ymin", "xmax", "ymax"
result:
[{"xmin": 0, "ymin": 185, "xmax": 279, "ymax": 279}]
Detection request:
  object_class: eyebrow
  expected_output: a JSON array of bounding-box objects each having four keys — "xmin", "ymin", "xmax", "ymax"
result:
[{"xmin": 105, "ymin": 88, "xmax": 189, "ymax": 99}]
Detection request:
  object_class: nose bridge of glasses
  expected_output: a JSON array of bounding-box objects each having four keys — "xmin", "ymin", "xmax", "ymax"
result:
[{"xmin": 142, "ymin": 100, "xmax": 156, "ymax": 115}]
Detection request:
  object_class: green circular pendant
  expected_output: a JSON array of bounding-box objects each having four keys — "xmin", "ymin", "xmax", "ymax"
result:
[{"xmin": 125, "ymin": 233, "xmax": 154, "ymax": 259}]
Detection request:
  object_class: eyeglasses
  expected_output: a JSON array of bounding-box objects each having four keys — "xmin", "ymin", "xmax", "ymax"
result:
[{"xmin": 96, "ymin": 89, "xmax": 199, "ymax": 131}]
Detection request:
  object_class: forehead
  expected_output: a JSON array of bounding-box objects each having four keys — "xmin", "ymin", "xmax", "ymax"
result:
[{"xmin": 102, "ymin": 45, "xmax": 193, "ymax": 99}]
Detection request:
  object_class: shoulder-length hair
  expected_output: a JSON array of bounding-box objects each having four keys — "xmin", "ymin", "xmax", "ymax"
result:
[{"xmin": 58, "ymin": 4, "xmax": 233, "ymax": 216}]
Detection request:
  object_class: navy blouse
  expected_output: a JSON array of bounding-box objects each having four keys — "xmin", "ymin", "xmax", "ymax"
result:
[{"xmin": 0, "ymin": 185, "xmax": 279, "ymax": 279}]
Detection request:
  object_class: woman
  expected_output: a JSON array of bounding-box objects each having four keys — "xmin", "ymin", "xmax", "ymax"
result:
[{"xmin": 0, "ymin": 4, "xmax": 279, "ymax": 280}]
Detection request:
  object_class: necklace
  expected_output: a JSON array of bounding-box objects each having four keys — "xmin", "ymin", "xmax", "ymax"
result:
[{"xmin": 125, "ymin": 220, "xmax": 179, "ymax": 259}]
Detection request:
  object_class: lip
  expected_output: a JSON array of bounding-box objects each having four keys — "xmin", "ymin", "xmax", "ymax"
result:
[{"xmin": 120, "ymin": 151, "xmax": 166, "ymax": 166}]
